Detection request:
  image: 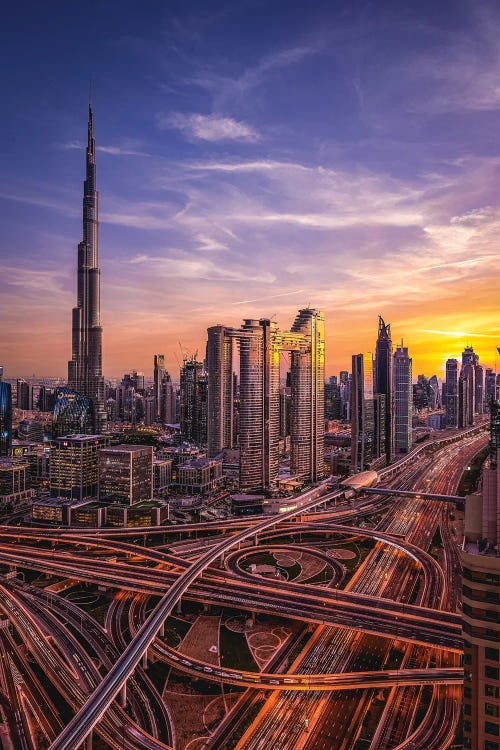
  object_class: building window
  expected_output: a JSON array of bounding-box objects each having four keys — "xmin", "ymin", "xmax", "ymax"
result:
[
  {"xmin": 464, "ymin": 652, "xmax": 472, "ymax": 665},
  {"xmin": 485, "ymin": 722, "xmax": 499, "ymax": 737},
  {"xmin": 464, "ymin": 704, "xmax": 471, "ymax": 715},
  {"xmin": 486, "ymin": 666, "xmax": 500, "ymax": 680},
  {"xmin": 486, "ymin": 705, "xmax": 500, "ymax": 719},
  {"xmin": 486, "ymin": 648, "xmax": 500, "ymax": 661},
  {"xmin": 486, "ymin": 685, "xmax": 500, "ymax": 699},
  {"xmin": 485, "ymin": 742, "xmax": 499, "ymax": 750},
  {"xmin": 464, "ymin": 687, "xmax": 472, "ymax": 699}
]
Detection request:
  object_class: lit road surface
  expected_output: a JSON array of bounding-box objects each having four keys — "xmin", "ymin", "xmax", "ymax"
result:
[
  {"xmin": 48, "ymin": 482, "xmax": 336, "ymax": 750},
  {"xmin": 0, "ymin": 421, "xmax": 483, "ymax": 750}
]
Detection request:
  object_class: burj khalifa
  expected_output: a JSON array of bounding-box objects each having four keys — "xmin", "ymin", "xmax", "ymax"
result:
[{"xmin": 67, "ymin": 105, "xmax": 106, "ymax": 432}]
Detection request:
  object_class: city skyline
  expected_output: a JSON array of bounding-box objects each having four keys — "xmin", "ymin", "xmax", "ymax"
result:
[{"xmin": 2, "ymin": 0, "xmax": 500, "ymax": 378}]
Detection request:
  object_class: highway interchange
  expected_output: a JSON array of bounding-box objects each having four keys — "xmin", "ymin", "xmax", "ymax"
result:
[{"xmin": 0, "ymin": 423, "xmax": 487, "ymax": 749}]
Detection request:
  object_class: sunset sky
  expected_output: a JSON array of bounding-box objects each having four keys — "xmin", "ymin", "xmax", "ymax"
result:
[{"xmin": 2, "ymin": 0, "xmax": 500, "ymax": 380}]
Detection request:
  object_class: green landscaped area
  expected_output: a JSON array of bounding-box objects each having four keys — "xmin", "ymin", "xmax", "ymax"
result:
[
  {"xmin": 220, "ymin": 619, "xmax": 257, "ymax": 672},
  {"xmin": 159, "ymin": 615, "xmax": 192, "ymax": 647}
]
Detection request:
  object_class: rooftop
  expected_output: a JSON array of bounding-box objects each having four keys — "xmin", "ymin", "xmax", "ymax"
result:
[{"xmin": 101, "ymin": 444, "xmax": 153, "ymax": 453}]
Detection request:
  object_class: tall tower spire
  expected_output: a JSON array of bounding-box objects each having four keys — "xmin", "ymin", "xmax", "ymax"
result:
[{"xmin": 67, "ymin": 103, "xmax": 106, "ymax": 433}]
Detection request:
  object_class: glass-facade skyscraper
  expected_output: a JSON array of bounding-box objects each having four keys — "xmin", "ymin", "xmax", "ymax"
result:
[
  {"xmin": 207, "ymin": 309, "xmax": 325, "ymax": 490},
  {"xmin": 0, "ymin": 381, "xmax": 12, "ymax": 457},
  {"xmin": 393, "ymin": 344, "xmax": 412, "ymax": 453},
  {"xmin": 351, "ymin": 353, "xmax": 375, "ymax": 471},
  {"xmin": 374, "ymin": 316, "xmax": 394, "ymax": 464},
  {"xmin": 67, "ymin": 105, "xmax": 106, "ymax": 433}
]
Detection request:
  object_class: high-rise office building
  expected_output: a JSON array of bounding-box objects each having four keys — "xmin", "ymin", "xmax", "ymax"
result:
[
  {"xmin": 462, "ymin": 399, "xmax": 500, "ymax": 750},
  {"xmin": 207, "ymin": 325, "xmax": 234, "ymax": 457},
  {"xmin": 0, "ymin": 381, "xmax": 12, "ymax": 457},
  {"xmin": 180, "ymin": 358, "xmax": 207, "ymax": 445},
  {"xmin": 339, "ymin": 370, "xmax": 350, "ymax": 421},
  {"xmin": 445, "ymin": 359, "xmax": 459, "ymax": 427},
  {"xmin": 207, "ymin": 309, "xmax": 325, "ymax": 490},
  {"xmin": 50, "ymin": 435, "xmax": 109, "ymax": 501},
  {"xmin": 485, "ymin": 369, "xmax": 497, "ymax": 405},
  {"xmin": 16, "ymin": 379, "xmax": 33, "ymax": 411},
  {"xmin": 38, "ymin": 385, "xmax": 55, "ymax": 412},
  {"xmin": 289, "ymin": 308, "xmax": 325, "ymax": 482},
  {"xmin": 52, "ymin": 387, "xmax": 93, "ymax": 438},
  {"xmin": 160, "ymin": 372, "xmax": 175, "ymax": 424},
  {"xmin": 459, "ymin": 364, "xmax": 475, "ymax": 428},
  {"xmin": 374, "ymin": 316, "xmax": 394, "ymax": 463},
  {"xmin": 98, "ymin": 445, "xmax": 153, "ymax": 505},
  {"xmin": 462, "ymin": 346, "xmax": 484, "ymax": 415},
  {"xmin": 393, "ymin": 344, "xmax": 412, "ymax": 454},
  {"xmin": 67, "ymin": 104, "xmax": 106, "ymax": 433},
  {"xmin": 351, "ymin": 353, "xmax": 375, "ymax": 471},
  {"xmin": 428, "ymin": 374, "xmax": 441, "ymax": 409},
  {"xmin": 153, "ymin": 354, "xmax": 165, "ymax": 421}
]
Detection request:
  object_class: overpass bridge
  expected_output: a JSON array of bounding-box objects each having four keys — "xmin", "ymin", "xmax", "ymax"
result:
[{"xmin": 360, "ymin": 487, "xmax": 464, "ymax": 504}]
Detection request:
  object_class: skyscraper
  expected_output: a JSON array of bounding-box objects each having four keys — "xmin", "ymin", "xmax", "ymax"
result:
[
  {"xmin": 0, "ymin": 381, "xmax": 12, "ymax": 457},
  {"xmin": 180, "ymin": 357, "xmax": 207, "ymax": 445},
  {"xmin": 153, "ymin": 354, "xmax": 165, "ymax": 421},
  {"xmin": 374, "ymin": 316, "xmax": 394, "ymax": 463},
  {"xmin": 16, "ymin": 379, "xmax": 33, "ymax": 410},
  {"xmin": 289, "ymin": 308, "xmax": 325, "ymax": 482},
  {"xmin": 461, "ymin": 399, "xmax": 500, "ymax": 749},
  {"xmin": 445, "ymin": 359, "xmax": 459, "ymax": 427},
  {"xmin": 351, "ymin": 353, "xmax": 375, "ymax": 471},
  {"xmin": 459, "ymin": 364, "xmax": 475, "ymax": 428},
  {"xmin": 393, "ymin": 343, "xmax": 412, "ymax": 454},
  {"xmin": 67, "ymin": 104, "xmax": 106, "ymax": 433},
  {"xmin": 207, "ymin": 325, "xmax": 234, "ymax": 457},
  {"xmin": 207, "ymin": 309, "xmax": 325, "ymax": 490}
]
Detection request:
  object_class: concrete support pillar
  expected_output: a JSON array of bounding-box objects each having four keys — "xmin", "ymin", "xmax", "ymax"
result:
[
  {"xmin": 84, "ymin": 731, "xmax": 92, "ymax": 750},
  {"xmin": 176, "ymin": 598, "xmax": 182, "ymax": 615},
  {"xmin": 120, "ymin": 683, "xmax": 127, "ymax": 708},
  {"xmin": 142, "ymin": 651, "xmax": 148, "ymax": 670},
  {"xmin": 159, "ymin": 622, "xmax": 165, "ymax": 638},
  {"xmin": 254, "ymin": 534, "xmax": 258, "ymax": 546}
]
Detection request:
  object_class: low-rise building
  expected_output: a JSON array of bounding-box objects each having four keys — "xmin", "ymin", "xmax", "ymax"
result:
[
  {"xmin": 176, "ymin": 456, "xmax": 224, "ymax": 495},
  {"xmin": 98, "ymin": 444, "xmax": 153, "ymax": 505},
  {"xmin": 0, "ymin": 458, "xmax": 34, "ymax": 511}
]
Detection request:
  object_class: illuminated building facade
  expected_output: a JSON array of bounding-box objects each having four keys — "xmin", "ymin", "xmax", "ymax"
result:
[
  {"xmin": 180, "ymin": 358, "xmax": 207, "ymax": 445},
  {"xmin": 351, "ymin": 353, "xmax": 375, "ymax": 471},
  {"xmin": 50, "ymin": 435, "xmax": 109, "ymax": 501},
  {"xmin": 0, "ymin": 380, "xmax": 12, "ymax": 457},
  {"xmin": 207, "ymin": 309, "xmax": 325, "ymax": 490},
  {"xmin": 374, "ymin": 316, "xmax": 394, "ymax": 463},
  {"xmin": 67, "ymin": 105, "xmax": 106, "ymax": 433},
  {"xmin": 0, "ymin": 459, "xmax": 34, "ymax": 511},
  {"xmin": 445, "ymin": 358, "xmax": 459, "ymax": 427},
  {"xmin": 462, "ymin": 400, "xmax": 500, "ymax": 750},
  {"xmin": 153, "ymin": 354, "xmax": 165, "ymax": 421},
  {"xmin": 98, "ymin": 445, "xmax": 153, "ymax": 505},
  {"xmin": 459, "ymin": 364, "xmax": 476, "ymax": 428},
  {"xmin": 52, "ymin": 387, "xmax": 93, "ymax": 438},
  {"xmin": 207, "ymin": 325, "xmax": 234, "ymax": 457},
  {"xmin": 393, "ymin": 343, "xmax": 412, "ymax": 454},
  {"xmin": 289, "ymin": 308, "xmax": 325, "ymax": 483}
]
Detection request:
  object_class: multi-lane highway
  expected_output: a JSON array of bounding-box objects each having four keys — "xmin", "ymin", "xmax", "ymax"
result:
[{"xmin": 0, "ymin": 422, "xmax": 487, "ymax": 749}]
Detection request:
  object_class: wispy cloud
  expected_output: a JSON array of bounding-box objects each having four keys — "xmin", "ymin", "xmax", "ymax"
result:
[
  {"xmin": 60, "ymin": 140, "xmax": 150, "ymax": 157},
  {"xmin": 234, "ymin": 289, "xmax": 305, "ymax": 305},
  {"xmin": 159, "ymin": 113, "xmax": 260, "ymax": 142},
  {"xmin": 129, "ymin": 253, "xmax": 274, "ymax": 284},
  {"xmin": 422, "ymin": 329, "xmax": 500, "ymax": 339}
]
